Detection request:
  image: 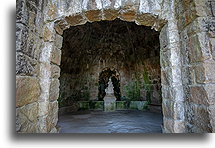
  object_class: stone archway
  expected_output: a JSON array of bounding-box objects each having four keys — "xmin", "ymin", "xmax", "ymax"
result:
[
  {"xmin": 38, "ymin": 0, "xmax": 186, "ymax": 133},
  {"xmin": 16, "ymin": 0, "xmax": 215, "ymax": 133},
  {"xmin": 98, "ymin": 67, "xmax": 121, "ymax": 101},
  {"xmin": 17, "ymin": 0, "xmax": 215, "ymax": 133}
]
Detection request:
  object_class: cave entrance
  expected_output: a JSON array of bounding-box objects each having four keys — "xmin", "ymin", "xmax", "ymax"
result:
[
  {"xmin": 57, "ymin": 18, "xmax": 164, "ymax": 133},
  {"xmin": 58, "ymin": 19, "xmax": 162, "ymax": 111},
  {"xmin": 98, "ymin": 67, "xmax": 121, "ymax": 101}
]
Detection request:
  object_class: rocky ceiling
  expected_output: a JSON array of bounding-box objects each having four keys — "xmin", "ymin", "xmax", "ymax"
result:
[{"xmin": 61, "ymin": 19, "xmax": 160, "ymax": 74}]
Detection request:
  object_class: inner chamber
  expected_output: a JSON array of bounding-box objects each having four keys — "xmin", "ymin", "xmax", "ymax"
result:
[{"xmin": 59, "ymin": 19, "xmax": 162, "ymax": 112}]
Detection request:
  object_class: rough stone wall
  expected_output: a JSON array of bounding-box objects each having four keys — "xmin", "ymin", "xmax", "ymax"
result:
[
  {"xmin": 48, "ymin": 0, "xmax": 167, "ymax": 33},
  {"xmin": 176, "ymin": 0, "xmax": 215, "ymax": 133},
  {"xmin": 16, "ymin": 0, "xmax": 46, "ymax": 133},
  {"xmin": 16, "ymin": 0, "xmax": 63, "ymax": 133}
]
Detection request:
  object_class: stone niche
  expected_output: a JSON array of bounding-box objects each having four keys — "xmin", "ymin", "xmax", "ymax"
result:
[{"xmin": 59, "ymin": 19, "xmax": 162, "ymax": 111}]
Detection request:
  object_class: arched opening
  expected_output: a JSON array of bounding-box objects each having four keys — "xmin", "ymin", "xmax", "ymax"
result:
[
  {"xmin": 35, "ymin": 0, "xmax": 183, "ymax": 134},
  {"xmin": 57, "ymin": 18, "xmax": 163, "ymax": 133},
  {"xmin": 98, "ymin": 67, "xmax": 121, "ymax": 101},
  {"xmin": 16, "ymin": 0, "xmax": 215, "ymax": 133}
]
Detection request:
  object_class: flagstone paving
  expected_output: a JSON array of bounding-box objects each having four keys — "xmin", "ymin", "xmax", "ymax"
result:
[{"xmin": 58, "ymin": 110, "xmax": 163, "ymax": 133}]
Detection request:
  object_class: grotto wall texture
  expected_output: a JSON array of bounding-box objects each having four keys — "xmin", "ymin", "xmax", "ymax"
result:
[
  {"xmin": 59, "ymin": 19, "xmax": 161, "ymax": 109},
  {"xmin": 16, "ymin": 0, "xmax": 215, "ymax": 133}
]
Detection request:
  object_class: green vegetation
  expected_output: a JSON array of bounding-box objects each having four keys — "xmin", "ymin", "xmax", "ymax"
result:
[
  {"xmin": 79, "ymin": 101, "xmax": 90, "ymax": 110},
  {"xmin": 125, "ymin": 80, "xmax": 141, "ymax": 101},
  {"xmin": 89, "ymin": 101, "xmax": 104, "ymax": 110},
  {"xmin": 124, "ymin": 69, "xmax": 152, "ymax": 104},
  {"xmin": 143, "ymin": 69, "xmax": 152, "ymax": 104},
  {"xmin": 116, "ymin": 101, "xmax": 128, "ymax": 110},
  {"xmin": 129, "ymin": 101, "xmax": 148, "ymax": 110}
]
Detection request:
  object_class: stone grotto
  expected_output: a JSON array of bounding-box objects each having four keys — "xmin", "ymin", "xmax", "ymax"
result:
[{"xmin": 16, "ymin": 0, "xmax": 215, "ymax": 133}]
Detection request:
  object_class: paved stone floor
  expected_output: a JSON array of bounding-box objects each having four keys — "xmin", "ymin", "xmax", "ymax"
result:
[{"xmin": 58, "ymin": 110, "xmax": 163, "ymax": 133}]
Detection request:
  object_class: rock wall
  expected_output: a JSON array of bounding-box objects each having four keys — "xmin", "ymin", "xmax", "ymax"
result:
[
  {"xmin": 176, "ymin": 0, "xmax": 215, "ymax": 133},
  {"xmin": 160, "ymin": 0, "xmax": 215, "ymax": 133},
  {"xmin": 16, "ymin": 0, "xmax": 45, "ymax": 133},
  {"xmin": 16, "ymin": 0, "xmax": 62, "ymax": 133}
]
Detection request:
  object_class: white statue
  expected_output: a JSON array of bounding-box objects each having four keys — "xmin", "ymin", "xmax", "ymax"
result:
[
  {"xmin": 104, "ymin": 77, "xmax": 116, "ymax": 112},
  {"xmin": 105, "ymin": 78, "xmax": 114, "ymax": 95}
]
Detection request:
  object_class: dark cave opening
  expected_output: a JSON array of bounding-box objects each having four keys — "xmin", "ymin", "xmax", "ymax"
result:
[{"xmin": 59, "ymin": 18, "xmax": 161, "ymax": 111}]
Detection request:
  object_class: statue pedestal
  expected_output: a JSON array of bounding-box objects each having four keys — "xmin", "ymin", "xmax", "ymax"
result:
[{"xmin": 104, "ymin": 96, "xmax": 116, "ymax": 112}]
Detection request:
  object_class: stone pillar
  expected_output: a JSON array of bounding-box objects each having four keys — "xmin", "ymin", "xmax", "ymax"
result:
[
  {"xmin": 37, "ymin": 0, "xmax": 63, "ymax": 132},
  {"xmin": 38, "ymin": 38, "xmax": 54, "ymax": 133},
  {"xmin": 160, "ymin": 0, "xmax": 186, "ymax": 133},
  {"xmin": 38, "ymin": 22, "xmax": 63, "ymax": 133}
]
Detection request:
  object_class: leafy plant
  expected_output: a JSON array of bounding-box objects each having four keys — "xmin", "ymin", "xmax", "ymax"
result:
[
  {"xmin": 125, "ymin": 80, "xmax": 141, "ymax": 101},
  {"xmin": 143, "ymin": 69, "xmax": 152, "ymax": 104}
]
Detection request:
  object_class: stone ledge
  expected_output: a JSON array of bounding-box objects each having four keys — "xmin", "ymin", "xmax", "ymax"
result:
[
  {"xmin": 78, "ymin": 101, "xmax": 104, "ymax": 110},
  {"xmin": 129, "ymin": 101, "xmax": 148, "ymax": 110},
  {"xmin": 58, "ymin": 101, "xmax": 151, "ymax": 115},
  {"xmin": 77, "ymin": 101, "xmax": 148, "ymax": 111},
  {"xmin": 116, "ymin": 101, "xmax": 128, "ymax": 110}
]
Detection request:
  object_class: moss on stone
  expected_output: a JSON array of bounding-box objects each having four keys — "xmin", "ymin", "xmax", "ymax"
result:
[
  {"xmin": 104, "ymin": 101, "xmax": 116, "ymax": 112},
  {"xmin": 116, "ymin": 101, "xmax": 128, "ymax": 110},
  {"xmin": 143, "ymin": 68, "xmax": 152, "ymax": 104},
  {"xmin": 124, "ymin": 80, "xmax": 141, "ymax": 101},
  {"xmin": 89, "ymin": 101, "xmax": 104, "ymax": 110},
  {"xmin": 129, "ymin": 101, "xmax": 148, "ymax": 110},
  {"xmin": 78, "ymin": 101, "xmax": 90, "ymax": 110}
]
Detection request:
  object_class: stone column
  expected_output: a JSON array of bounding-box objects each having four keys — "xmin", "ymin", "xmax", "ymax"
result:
[
  {"xmin": 160, "ymin": 0, "xmax": 186, "ymax": 133},
  {"xmin": 37, "ymin": 0, "xmax": 63, "ymax": 133}
]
